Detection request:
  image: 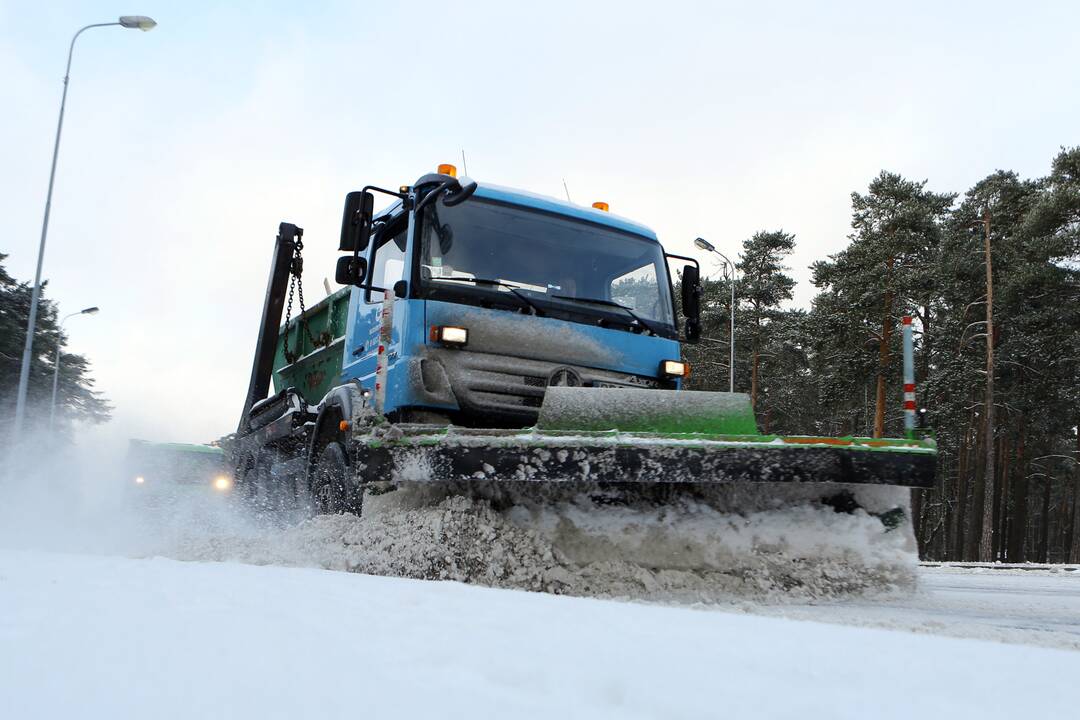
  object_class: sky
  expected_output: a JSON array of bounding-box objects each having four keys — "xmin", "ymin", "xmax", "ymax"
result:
[{"xmin": 2, "ymin": 0, "xmax": 1078, "ymax": 446}]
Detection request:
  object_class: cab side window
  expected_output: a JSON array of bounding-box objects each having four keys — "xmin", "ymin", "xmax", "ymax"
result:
[{"xmin": 367, "ymin": 219, "xmax": 408, "ymax": 303}]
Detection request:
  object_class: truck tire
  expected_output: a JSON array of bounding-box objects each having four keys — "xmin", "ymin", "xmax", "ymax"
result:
[
  {"xmin": 310, "ymin": 439, "xmax": 362, "ymax": 515},
  {"xmin": 251, "ymin": 450, "xmax": 284, "ymax": 515}
]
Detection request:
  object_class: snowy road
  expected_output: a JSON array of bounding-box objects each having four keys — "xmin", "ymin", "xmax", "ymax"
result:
[
  {"xmin": 0, "ymin": 550, "xmax": 1075, "ymax": 719},
  {"xmin": 756, "ymin": 564, "xmax": 1080, "ymax": 650}
]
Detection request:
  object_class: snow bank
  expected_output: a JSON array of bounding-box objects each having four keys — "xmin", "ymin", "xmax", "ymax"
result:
[{"xmin": 1, "ymin": 549, "xmax": 1074, "ymax": 720}]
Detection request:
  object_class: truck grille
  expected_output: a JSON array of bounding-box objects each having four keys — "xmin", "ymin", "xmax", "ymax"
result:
[{"xmin": 427, "ymin": 349, "xmax": 663, "ymax": 423}]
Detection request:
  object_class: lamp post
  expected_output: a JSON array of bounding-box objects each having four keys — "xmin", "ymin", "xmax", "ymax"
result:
[
  {"xmin": 694, "ymin": 237, "xmax": 737, "ymax": 393},
  {"xmin": 12, "ymin": 16, "xmax": 156, "ymax": 441},
  {"xmin": 49, "ymin": 306, "xmax": 99, "ymax": 430}
]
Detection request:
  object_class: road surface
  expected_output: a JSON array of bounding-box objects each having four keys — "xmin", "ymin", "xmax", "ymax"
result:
[{"xmin": 759, "ymin": 563, "xmax": 1080, "ymax": 650}]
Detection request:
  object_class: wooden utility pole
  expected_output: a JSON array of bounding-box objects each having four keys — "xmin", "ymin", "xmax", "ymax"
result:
[{"xmin": 978, "ymin": 208, "xmax": 996, "ymax": 562}]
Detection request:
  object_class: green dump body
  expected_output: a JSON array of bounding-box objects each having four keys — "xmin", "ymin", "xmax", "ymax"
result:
[{"xmin": 272, "ymin": 287, "xmax": 350, "ymax": 404}]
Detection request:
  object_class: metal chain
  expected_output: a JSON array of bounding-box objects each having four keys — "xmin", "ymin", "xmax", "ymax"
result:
[{"xmin": 281, "ymin": 236, "xmax": 322, "ymax": 364}]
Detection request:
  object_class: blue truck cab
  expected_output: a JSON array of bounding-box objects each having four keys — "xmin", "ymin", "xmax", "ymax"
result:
[{"xmin": 337, "ymin": 171, "xmax": 700, "ymax": 428}]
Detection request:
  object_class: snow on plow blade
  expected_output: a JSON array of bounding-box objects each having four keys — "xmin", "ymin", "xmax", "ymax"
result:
[{"xmin": 359, "ymin": 388, "xmax": 936, "ymax": 488}]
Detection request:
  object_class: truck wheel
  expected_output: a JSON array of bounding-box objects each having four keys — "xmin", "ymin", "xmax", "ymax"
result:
[
  {"xmin": 310, "ymin": 440, "xmax": 362, "ymax": 515},
  {"xmin": 251, "ymin": 451, "xmax": 283, "ymax": 515}
]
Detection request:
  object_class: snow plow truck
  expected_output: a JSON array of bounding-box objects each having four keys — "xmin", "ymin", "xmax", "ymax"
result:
[{"xmin": 225, "ymin": 165, "xmax": 935, "ymax": 562}]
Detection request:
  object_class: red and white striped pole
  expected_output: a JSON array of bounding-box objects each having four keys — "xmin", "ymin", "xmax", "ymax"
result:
[{"xmin": 902, "ymin": 315, "xmax": 916, "ymax": 439}]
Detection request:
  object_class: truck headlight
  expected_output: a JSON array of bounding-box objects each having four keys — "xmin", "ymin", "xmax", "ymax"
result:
[
  {"xmin": 134, "ymin": 476, "xmax": 145, "ymax": 485},
  {"xmin": 213, "ymin": 476, "xmax": 232, "ymax": 492},
  {"xmin": 430, "ymin": 325, "xmax": 468, "ymax": 346},
  {"xmin": 660, "ymin": 360, "xmax": 690, "ymax": 378}
]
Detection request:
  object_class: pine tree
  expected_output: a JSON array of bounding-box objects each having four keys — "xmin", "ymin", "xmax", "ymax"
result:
[
  {"xmin": 736, "ymin": 230, "xmax": 796, "ymax": 421},
  {"xmin": 812, "ymin": 172, "xmax": 954, "ymax": 438},
  {"xmin": 0, "ymin": 254, "xmax": 111, "ymax": 441}
]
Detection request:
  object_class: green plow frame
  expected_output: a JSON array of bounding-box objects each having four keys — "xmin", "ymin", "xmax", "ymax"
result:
[{"xmin": 354, "ymin": 389, "xmax": 936, "ymax": 488}]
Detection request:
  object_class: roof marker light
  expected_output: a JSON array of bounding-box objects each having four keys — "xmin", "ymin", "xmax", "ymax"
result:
[
  {"xmin": 438, "ymin": 164, "xmax": 457, "ymax": 178},
  {"xmin": 592, "ymin": 201, "xmax": 609, "ymax": 212}
]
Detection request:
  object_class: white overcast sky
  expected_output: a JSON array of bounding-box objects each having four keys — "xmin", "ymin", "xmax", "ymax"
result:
[{"xmin": 2, "ymin": 0, "xmax": 1078, "ymax": 446}]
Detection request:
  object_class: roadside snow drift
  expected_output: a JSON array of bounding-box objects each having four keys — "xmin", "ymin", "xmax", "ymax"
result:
[{"xmin": 0, "ymin": 550, "xmax": 1073, "ymax": 720}]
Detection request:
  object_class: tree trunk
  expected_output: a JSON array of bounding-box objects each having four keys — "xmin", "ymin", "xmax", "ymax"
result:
[
  {"xmin": 994, "ymin": 436, "xmax": 1008, "ymax": 562},
  {"xmin": 873, "ymin": 258, "xmax": 896, "ymax": 438},
  {"xmin": 912, "ymin": 489, "xmax": 924, "ymax": 557},
  {"xmin": 1038, "ymin": 479, "xmax": 1052, "ymax": 563},
  {"xmin": 1068, "ymin": 475, "xmax": 1080, "ymax": 564},
  {"xmin": 967, "ymin": 419, "xmax": 986, "ymax": 562},
  {"xmin": 952, "ymin": 411, "xmax": 972, "ymax": 560},
  {"xmin": 751, "ymin": 347, "xmax": 759, "ymax": 410},
  {"xmin": 1063, "ymin": 479, "xmax": 1075, "ymax": 563},
  {"xmin": 920, "ymin": 299, "xmax": 932, "ymax": 394},
  {"xmin": 1007, "ymin": 419, "xmax": 1027, "ymax": 562}
]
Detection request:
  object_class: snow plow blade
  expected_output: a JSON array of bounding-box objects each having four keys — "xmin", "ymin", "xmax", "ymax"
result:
[
  {"xmin": 359, "ymin": 427, "xmax": 935, "ymax": 487},
  {"xmin": 357, "ymin": 388, "xmax": 936, "ymax": 488}
]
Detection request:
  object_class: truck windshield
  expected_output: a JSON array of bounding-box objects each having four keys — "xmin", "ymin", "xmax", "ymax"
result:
[{"xmin": 418, "ymin": 199, "xmax": 675, "ymax": 330}]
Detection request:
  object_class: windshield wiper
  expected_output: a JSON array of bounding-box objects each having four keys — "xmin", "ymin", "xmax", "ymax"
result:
[
  {"xmin": 434, "ymin": 277, "xmax": 545, "ymax": 316},
  {"xmin": 552, "ymin": 295, "xmax": 662, "ymax": 336}
]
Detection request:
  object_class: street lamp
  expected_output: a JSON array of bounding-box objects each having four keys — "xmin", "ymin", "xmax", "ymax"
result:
[
  {"xmin": 49, "ymin": 306, "xmax": 99, "ymax": 430},
  {"xmin": 12, "ymin": 16, "xmax": 156, "ymax": 440},
  {"xmin": 694, "ymin": 237, "xmax": 737, "ymax": 393}
]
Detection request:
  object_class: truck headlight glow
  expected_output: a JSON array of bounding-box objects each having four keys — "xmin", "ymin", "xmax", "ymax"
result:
[
  {"xmin": 134, "ymin": 476, "xmax": 145, "ymax": 485},
  {"xmin": 660, "ymin": 360, "xmax": 690, "ymax": 378},
  {"xmin": 431, "ymin": 325, "xmax": 468, "ymax": 346},
  {"xmin": 213, "ymin": 476, "xmax": 232, "ymax": 492}
]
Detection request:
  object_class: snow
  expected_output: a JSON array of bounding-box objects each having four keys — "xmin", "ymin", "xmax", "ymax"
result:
[
  {"xmin": 1, "ymin": 444, "xmax": 1077, "ymax": 717},
  {"xmin": 538, "ymin": 386, "xmax": 755, "ymax": 433},
  {"xmin": 1, "ymin": 549, "xmax": 1076, "ymax": 720},
  {"xmin": 108, "ymin": 482, "xmax": 921, "ymax": 603},
  {"xmin": 756, "ymin": 563, "xmax": 1080, "ymax": 651}
]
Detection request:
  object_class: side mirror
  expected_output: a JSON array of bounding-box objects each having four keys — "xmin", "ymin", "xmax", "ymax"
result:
[
  {"xmin": 335, "ymin": 255, "xmax": 368, "ymax": 287},
  {"xmin": 681, "ymin": 264, "xmax": 702, "ymax": 343},
  {"xmin": 339, "ymin": 191, "xmax": 374, "ymax": 252},
  {"xmin": 443, "ymin": 178, "xmax": 478, "ymax": 207}
]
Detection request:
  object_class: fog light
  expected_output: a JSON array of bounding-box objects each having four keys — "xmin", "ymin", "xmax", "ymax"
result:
[
  {"xmin": 430, "ymin": 325, "xmax": 468, "ymax": 345},
  {"xmin": 213, "ymin": 476, "xmax": 232, "ymax": 492},
  {"xmin": 660, "ymin": 360, "xmax": 690, "ymax": 378}
]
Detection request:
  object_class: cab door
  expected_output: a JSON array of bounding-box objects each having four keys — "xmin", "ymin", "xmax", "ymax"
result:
[{"xmin": 341, "ymin": 213, "xmax": 410, "ymax": 407}]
